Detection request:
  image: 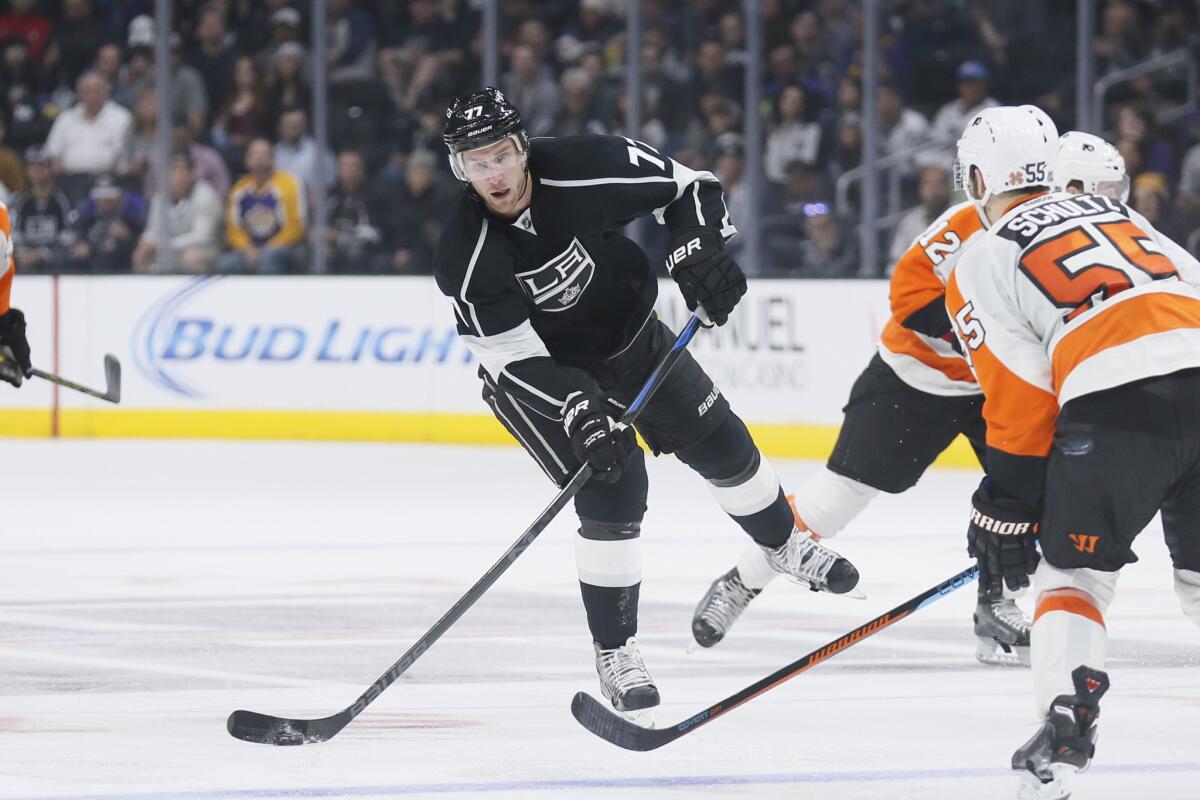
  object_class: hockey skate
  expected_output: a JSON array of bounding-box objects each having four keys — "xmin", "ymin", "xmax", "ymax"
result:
[
  {"xmin": 761, "ymin": 528, "xmax": 861, "ymax": 596},
  {"xmin": 1012, "ymin": 666, "xmax": 1109, "ymax": 800},
  {"xmin": 975, "ymin": 596, "xmax": 1032, "ymax": 667},
  {"xmin": 691, "ymin": 567, "xmax": 762, "ymax": 648},
  {"xmin": 593, "ymin": 636, "xmax": 660, "ymax": 725}
]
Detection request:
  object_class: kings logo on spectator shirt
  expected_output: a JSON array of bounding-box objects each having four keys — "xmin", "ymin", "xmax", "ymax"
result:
[{"xmin": 515, "ymin": 238, "xmax": 595, "ymax": 312}]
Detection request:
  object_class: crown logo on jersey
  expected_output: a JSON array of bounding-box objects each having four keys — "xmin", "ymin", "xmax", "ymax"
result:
[{"xmin": 559, "ymin": 285, "xmax": 582, "ymax": 305}]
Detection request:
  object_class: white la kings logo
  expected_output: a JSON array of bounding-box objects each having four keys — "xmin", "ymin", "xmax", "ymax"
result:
[{"xmin": 515, "ymin": 238, "xmax": 596, "ymax": 312}]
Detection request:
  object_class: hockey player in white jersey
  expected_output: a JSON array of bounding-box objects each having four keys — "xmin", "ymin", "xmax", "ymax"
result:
[
  {"xmin": 947, "ymin": 106, "xmax": 1200, "ymax": 799},
  {"xmin": 690, "ymin": 111, "xmax": 1062, "ymax": 666}
]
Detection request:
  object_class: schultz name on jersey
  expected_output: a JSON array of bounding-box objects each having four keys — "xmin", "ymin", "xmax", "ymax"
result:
[{"xmin": 434, "ymin": 134, "xmax": 734, "ymax": 419}]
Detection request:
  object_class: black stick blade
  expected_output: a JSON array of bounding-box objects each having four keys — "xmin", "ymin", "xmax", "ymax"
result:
[
  {"xmin": 102, "ymin": 354, "xmax": 121, "ymax": 403},
  {"xmin": 570, "ymin": 692, "xmax": 674, "ymax": 752},
  {"xmin": 226, "ymin": 710, "xmax": 345, "ymax": 746}
]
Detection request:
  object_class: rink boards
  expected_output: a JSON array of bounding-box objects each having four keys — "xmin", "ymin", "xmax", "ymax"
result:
[{"xmin": 0, "ymin": 275, "xmax": 977, "ymax": 464}]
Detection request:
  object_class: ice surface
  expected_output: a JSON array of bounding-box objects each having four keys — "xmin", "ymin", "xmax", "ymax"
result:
[{"xmin": 2, "ymin": 440, "xmax": 1197, "ymax": 799}]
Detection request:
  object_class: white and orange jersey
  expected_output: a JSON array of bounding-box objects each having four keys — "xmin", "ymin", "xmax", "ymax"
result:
[
  {"xmin": 878, "ymin": 200, "xmax": 987, "ymax": 396},
  {"xmin": 946, "ymin": 190, "xmax": 1200, "ymax": 463},
  {"xmin": 0, "ymin": 202, "xmax": 13, "ymax": 315}
]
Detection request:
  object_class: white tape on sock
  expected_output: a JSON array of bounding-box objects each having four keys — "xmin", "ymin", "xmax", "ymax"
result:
[{"xmin": 791, "ymin": 468, "xmax": 879, "ymax": 539}]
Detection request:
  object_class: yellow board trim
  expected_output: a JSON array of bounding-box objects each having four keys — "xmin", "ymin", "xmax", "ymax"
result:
[{"xmin": 0, "ymin": 409, "xmax": 981, "ymax": 468}]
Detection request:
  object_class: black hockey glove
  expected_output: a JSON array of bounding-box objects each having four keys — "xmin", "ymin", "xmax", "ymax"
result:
[
  {"xmin": 967, "ymin": 480, "xmax": 1041, "ymax": 600},
  {"xmin": 667, "ymin": 227, "xmax": 746, "ymax": 326},
  {"xmin": 562, "ymin": 391, "xmax": 637, "ymax": 484},
  {"xmin": 0, "ymin": 307, "xmax": 31, "ymax": 388}
]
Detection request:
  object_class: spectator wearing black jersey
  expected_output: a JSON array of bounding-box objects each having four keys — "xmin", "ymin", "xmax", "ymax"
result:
[
  {"xmin": 9, "ymin": 147, "xmax": 74, "ymax": 273},
  {"xmin": 325, "ymin": 149, "xmax": 384, "ymax": 273},
  {"xmin": 384, "ymin": 149, "xmax": 447, "ymax": 274}
]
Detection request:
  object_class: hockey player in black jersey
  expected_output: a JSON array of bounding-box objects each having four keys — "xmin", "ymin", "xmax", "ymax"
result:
[{"xmin": 434, "ymin": 87, "xmax": 860, "ymax": 717}]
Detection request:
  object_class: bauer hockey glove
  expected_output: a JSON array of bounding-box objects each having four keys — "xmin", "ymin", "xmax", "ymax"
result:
[
  {"xmin": 562, "ymin": 391, "xmax": 637, "ymax": 484},
  {"xmin": 667, "ymin": 227, "xmax": 747, "ymax": 326},
  {"xmin": 967, "ymin": 479, "xmax": 1041, "ymax": 599},
  {"xmin": 0, "ymin": 308, "xmax": 31, "ymax": 388}
]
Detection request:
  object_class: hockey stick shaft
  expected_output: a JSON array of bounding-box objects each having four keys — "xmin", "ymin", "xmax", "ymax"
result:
[
  {"xmin": 572, "ymin": 564, "xmax": 980, "ymax": 750},
  {"xmin": 228, "ymin": 312, "xmax": 705, "ymax": 744},
  {"xmin": 2, "ymin": 353, "xmax": 121, "ymax": 403}
]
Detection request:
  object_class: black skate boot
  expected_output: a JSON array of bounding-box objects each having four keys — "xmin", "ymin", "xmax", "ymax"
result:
[
  {"xmin": 1012, "ymin": 666, "xmax": 1109, "ymax": 800},
  {"xmin": 593, "ymin": 636, "xmax": 660, "ymax": 723},
  {"xmin": 974, "ymin": 594, "xmax": 1032, "ymax": 667},
  {"xmin": 692, "ymin": 567, "xmax": 762, "ymax": 648},
  {"xmin": 761, "ymin": 528, "xmax": 860, "ymax": 595}
]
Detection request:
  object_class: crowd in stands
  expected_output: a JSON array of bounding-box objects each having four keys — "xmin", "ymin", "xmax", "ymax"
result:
[{"xmin": 0, "ymin": 0, "xmax": 1195, "ymax": 277}]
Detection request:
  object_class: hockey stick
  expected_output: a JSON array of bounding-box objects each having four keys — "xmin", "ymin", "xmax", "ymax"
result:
[
  {"xmin": 1, "ymin": 352, "xmax": 122, "ymax": 403},
  {"xmin": 571, "ymin": 563, "xmax": 980, "ymax": 751},
  {"xmin": 227, "ymin": 312, "xmax": 707, "ymax": 745}
]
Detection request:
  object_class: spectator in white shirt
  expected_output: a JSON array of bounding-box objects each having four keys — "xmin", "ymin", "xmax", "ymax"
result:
[
  {"xmin": 878, "ymin": 81, "xmax": 929, "ymax": 178},
  {"xmin": 887, "ymin": 161, "xmax": 952, "ymax": 270},
  {"xmin": 273, "ymin": 107, "xmax": 334, "ymax": 198},
  {"xmin": 44, "ymin": 71, "xmax": 132, "ymax": 179},
  {"xmin": 930, "ymin": 61, "xmax": 999, "ymax": 145},
  {"xmin": 133, "ymin": 151, "xmax": 223, "ymax": 273},
  {"xmin": 764, "ymin": 83, "xmax": 824, "ymax": 185}
]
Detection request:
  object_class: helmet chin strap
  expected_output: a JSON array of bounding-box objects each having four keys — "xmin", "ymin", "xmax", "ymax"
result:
[{"xmin": 967, "ymin": 166, "xmax": 997, "ymax": 224}]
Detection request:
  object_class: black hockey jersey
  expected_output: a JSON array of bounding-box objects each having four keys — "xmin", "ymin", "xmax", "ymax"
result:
[
  {"xmin": 9, "ymin": 189, "xmax": 74, "ymax": 251},
  {"xmin": 434, "ymin": 134, "xmax": 734, "ymax": 419}
]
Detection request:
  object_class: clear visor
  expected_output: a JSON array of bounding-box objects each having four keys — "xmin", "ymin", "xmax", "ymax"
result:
[
  {"xmin": 1094, "ymin": 176, "xmax": 1131, "ymax": 203},
  {"xmin": 451, "ymin": 138, "xmax": 528, "ymax": 182}
]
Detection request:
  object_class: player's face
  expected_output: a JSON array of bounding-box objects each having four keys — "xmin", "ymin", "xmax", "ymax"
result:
[{"xmin": 464, "ymin": 138, "xmax": 530, "ymax": 217}]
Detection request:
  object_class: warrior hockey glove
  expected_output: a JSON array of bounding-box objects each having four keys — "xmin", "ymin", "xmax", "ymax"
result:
[
  {"xmin": 562, "ymin": 391, "xmax": 637, "ymax": 484},
  {"xmin": 667, "ymin": 227, "xmax": 747, "ymax": 326},
  {"xmin": 0, "ymin": 308, "xmax": 31, "ymax": 388},
  {"xmin": 967, "ymin": 480, "xmax": 1041, "ymax": 600}
]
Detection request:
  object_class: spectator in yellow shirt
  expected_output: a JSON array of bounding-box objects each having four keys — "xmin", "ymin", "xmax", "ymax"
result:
[{"xmin": 216, "ymin": 138, "xmax": 307, "ymax": 273}]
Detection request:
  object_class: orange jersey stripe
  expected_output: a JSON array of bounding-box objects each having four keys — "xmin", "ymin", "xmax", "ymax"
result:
[
  {"xmin": 1034, "ymin": 588, "xmax": 1106, "ymax": 629},
  {"xmin": 1051, "ymin": 291, "xmax": 1200, "ymax": 394},
  {"xmin": 882, "ymin": 203, "xmax": 984, "ymax": 386},
  {"xmin": 0, "ymin": 203, "xmax": 11, "ymax": 314},
  {"xmin": 946, "ymin": 272, "xmax": 1058, "ymax": 457},
  {"xmin": 879, "ymin": 319, "xmax": 977, "ymax": 382}
]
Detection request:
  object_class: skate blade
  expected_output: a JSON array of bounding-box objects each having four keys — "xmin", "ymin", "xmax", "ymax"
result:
[
  {"xmin": 791, "ymin": 577, "xmax": 867, "ymax": 599},
  {"xmin": 975, "ymin": 635, "xmax": 1031, "ymax": 667},
  {"xmin": 618, "ymin": 706, "xmax": 656, "ymax": 728},
  {"xmin": 1016, "ymin": 764, "xmax": 1076, "ymax": 800}
]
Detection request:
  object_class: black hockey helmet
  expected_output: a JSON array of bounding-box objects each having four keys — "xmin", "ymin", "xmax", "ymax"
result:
[{"xmin": 443, "ymin": 87, "xmax": 529, "ymax": 181}]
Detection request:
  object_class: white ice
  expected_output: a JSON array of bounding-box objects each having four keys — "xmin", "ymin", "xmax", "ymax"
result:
[{"xmin": 2, "ymin": 440, "xmax": 1198, "ymax": 800}]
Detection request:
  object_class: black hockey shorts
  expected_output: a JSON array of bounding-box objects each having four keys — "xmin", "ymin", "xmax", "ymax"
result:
[
  {"xmin": 826, "ymin": 354, "xmax": 985, "ymax": 494},
  {"xmin": 480, "ymin": 315, "xmax": 729, "ymax": 485},
  {"xmin": 1040, "ymin": 367, "xmax": 1200, "ymax": 574},
  {"xmin": 598, "ymin": 315, "xmax": 730, "ymax": 456}
]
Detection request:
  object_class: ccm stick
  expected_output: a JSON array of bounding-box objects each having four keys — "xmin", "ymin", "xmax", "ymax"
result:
[
  {"xmin": 227, "ymin": 312, "xmax": 707, "ymax": 745},
  {"xmin": 0, "ymin": 352, "xmax": 122, "ymax": 403},
  {"xmin": 572, "ymin": 564, "xmax": 980, "ymax": 751}
]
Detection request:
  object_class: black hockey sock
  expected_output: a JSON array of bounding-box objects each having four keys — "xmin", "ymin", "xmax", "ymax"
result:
[{"xmin": 580, "ymin": 582, "xmax": 640, "ymax": 649}]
